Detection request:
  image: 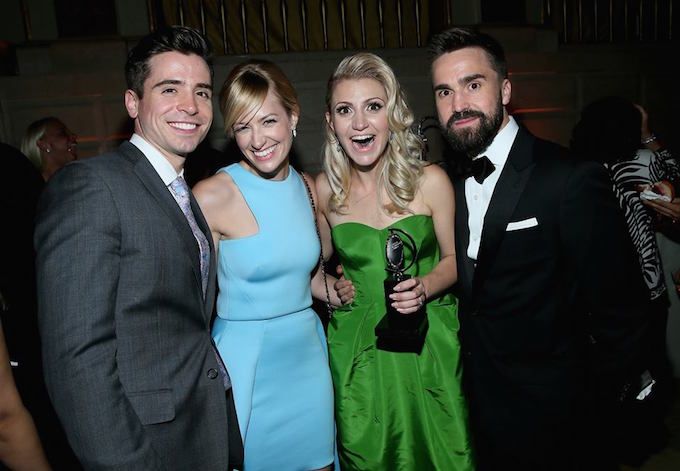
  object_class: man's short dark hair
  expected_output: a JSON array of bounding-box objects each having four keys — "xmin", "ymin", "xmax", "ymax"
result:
[
  {"xmin": 125, "ymin": 25, "xmax": 213, "ymax": 97},
  {"xmin": 428, "ymin": 27, "xmax": 508, "ymax": 79}
]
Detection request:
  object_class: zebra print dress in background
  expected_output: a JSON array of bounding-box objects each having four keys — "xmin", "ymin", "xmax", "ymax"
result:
[{"xmin": 605, "ymin": 148, "xmax": 680, "ymax": 300}]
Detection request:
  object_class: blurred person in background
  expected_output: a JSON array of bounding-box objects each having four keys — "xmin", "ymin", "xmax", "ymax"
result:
[
  {"xmin": 0, "ymin": 320, "xmax": 51, "ymax": 471},
  {"xmin": 21, "ymin": 117, "xmax": 78, "ymax": 181},
  {"xmin": 571, "ymin": 96, "xmax": 680, "ymax": 466},
  {"xmin": 0, "ymin": 142, "xmax": 80, "ymax": 469}
]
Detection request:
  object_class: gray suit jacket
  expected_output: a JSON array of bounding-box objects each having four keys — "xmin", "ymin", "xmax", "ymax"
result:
[{"xmin": 35, "ymin": 142, "xmax": 231, "ymax": 470}]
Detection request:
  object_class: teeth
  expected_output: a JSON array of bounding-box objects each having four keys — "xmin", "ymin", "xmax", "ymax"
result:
[
  {"xmin": 169, "ymin": 122, "xmax": 197, "ymax": 130},
  {"xmin": 254, "ymin": 144, "xmax": 277, "ymax": 158},
  {"xmin": 351, "ymin": 135, "xmax": 374, "ymax": 146}
]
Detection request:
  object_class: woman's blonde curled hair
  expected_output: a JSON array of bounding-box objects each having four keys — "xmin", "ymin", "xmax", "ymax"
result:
[{"xmin": 323, "ymin": 52, "xmax": 423, "ymax": 214}]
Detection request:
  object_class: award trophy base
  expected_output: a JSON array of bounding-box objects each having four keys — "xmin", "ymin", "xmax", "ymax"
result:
[{"xmin": 375, "ymin": 278, "xmax": 429, "ymax": 354}]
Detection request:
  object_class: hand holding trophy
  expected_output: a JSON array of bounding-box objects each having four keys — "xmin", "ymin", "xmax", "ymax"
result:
[{"xmin": 375, "ymin": 228, "xmax": 429, "ymax": 353}]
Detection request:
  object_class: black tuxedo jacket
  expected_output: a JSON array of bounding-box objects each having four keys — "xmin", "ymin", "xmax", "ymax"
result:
[{"xmin": 452, "ymin": 126, "xmax": 649, "ymax": 469}]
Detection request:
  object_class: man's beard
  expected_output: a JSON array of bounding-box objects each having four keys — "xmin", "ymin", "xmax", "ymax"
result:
[{"xmin": 441, "ymin": 96, "xmax": 504, "ymax": 161}]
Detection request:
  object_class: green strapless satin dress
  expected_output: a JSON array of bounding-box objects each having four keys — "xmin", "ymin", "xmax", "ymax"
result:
[{"xmin": 329, "ymin": 214, "xmax": 474, "ymax": 470}]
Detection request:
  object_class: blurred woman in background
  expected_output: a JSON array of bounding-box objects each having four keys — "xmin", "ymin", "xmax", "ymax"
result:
[{"xmin": 21, "ymin": 117, "xmax": 77, "ymax": 181}]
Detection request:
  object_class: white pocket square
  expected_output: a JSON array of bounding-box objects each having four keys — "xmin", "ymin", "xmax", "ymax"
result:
[{"xmin": 506, "ymin": 217, "xmax": 538, "ymax": 231}]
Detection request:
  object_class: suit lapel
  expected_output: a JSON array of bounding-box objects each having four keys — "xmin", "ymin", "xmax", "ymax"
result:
[
  {"xmin": 120, "ymin": 143, "xmax": 205, "ymax": 306},
  {"xmin": 472, "ymin": 127, "xmax": 536, "ymax": 297},
  {"xmin": 453, "ymin": 174, "xmax": 475, "ymax": 296},
  {"xmin": 190, "ymin": 192, "xmax": 217, "ymax": 316}
]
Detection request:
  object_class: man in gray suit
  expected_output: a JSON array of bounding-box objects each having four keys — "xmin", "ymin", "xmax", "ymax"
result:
[{"xmin": 35, "ymin": 26, "xmax": 242, "ymax": 470}]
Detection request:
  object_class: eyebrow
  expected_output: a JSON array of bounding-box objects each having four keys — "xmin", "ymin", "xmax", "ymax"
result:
[
  {"xmin": 152, "ymin": 79, "xmax": 212, "ymax": 90},
  {"xmin": 258, "ymin": 113, "xmax": 278, "ymax": 121},
  {"xmin": 433, "ymin": 73, "xmax": 486, "ymax": 91},
  {"xmin": 334, "ymin": 96, "xmax": 385, "ymax": 106},
  {"xmin": 234, "ymin": 112, "xmax": 279, "ymax": 127},
  {"xmin": 460, "ymin": 73, "xmax": 486, "ymax": 84}
]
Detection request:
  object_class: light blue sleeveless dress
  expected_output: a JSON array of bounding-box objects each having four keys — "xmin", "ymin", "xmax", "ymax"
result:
[{"xmin": 212, "ymin": 163, "xmax": 335, "ymax": 471}]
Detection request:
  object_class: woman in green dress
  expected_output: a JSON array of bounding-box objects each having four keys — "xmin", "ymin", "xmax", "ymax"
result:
[{"xmin": 316, "ymin": 52, "xmax": 474, "ymax": 470}]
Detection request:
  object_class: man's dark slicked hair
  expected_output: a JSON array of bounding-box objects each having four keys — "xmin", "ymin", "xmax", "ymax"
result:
[
  {"xmin": 428, "ymin": 27, "xmax": 508, "ymax": 79},
  {"xmin": 125, "ymin": 25, "xmax": 213, "ymax": 97}
]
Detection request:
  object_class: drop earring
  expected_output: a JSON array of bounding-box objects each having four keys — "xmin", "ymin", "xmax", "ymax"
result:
[
  {"xmin": 330, "ymin": 134, "xmax": 343, "ymax": 153},
  {"xmin": 292, "ymin": 128, "xmax": 297, "ymax": 138}
]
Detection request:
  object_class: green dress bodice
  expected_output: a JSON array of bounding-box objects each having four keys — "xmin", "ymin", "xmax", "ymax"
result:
[{"xmin": 329, "ymin": 214, "xmax": 474, "ymax": 470}]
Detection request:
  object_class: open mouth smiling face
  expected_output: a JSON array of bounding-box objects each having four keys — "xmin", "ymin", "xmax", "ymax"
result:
[
  {"xmin": 328, "ymin": 77, "xmax": 390, "ymax": 168},
  {"xmin": 351, "ymin": 134, "xmax": 376, "ymax": 150}
]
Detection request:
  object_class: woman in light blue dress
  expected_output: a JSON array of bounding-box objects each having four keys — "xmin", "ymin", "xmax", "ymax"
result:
[{"xmin": 194, "ymin": 60, "xmax": 340, "ymax": 471}]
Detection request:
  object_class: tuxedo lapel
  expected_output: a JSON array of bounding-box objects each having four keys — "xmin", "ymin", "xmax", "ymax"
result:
[
  {"xmin": 454, "ymin": 174, "xmax": 475, "ymax": 296},
  {"xmin": 472, "ymin": 128, "xmax": 535, "ymax": 297},
  {"xmin": 189, "ymin": 192, "xmax": 217, "ymax": 315},
  {"xmin": 119, "ymin": 143, "xmax": 205, "ymax": 304}
]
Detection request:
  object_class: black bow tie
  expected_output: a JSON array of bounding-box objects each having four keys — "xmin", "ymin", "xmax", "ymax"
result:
[{"xmin": 466, "ymin": 156, "xmax": 495, "ymax": 184}]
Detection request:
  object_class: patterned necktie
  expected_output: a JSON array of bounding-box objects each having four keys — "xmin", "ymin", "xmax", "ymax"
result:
[
  {"xmin": 169, "ymin": 176, "xmax": 210, "ymax": 296},
  {"xmin": 168, "ymin": 176, "xmax": 231, "ymax": 390}
]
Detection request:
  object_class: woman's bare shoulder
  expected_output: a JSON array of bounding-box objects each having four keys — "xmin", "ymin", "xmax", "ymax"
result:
[
  {"xmin": 421, "ymin": 163, "xmax": 453, "ymax": 195},
  {"xmin": 313, "ymin": 172, "xmax": 333, "ymax": 210},
  {"xmin": 193, "ymin": 171, "xmax": 238, "ymax": 209}
]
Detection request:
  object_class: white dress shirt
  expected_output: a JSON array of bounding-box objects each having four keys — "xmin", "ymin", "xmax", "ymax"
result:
[
  {"xmin": 465, "ymin": 116, "xmax": 519, "ymax": 260},
  {"xmin": 130, "ymin": 133, "xmax": 183, "ymax": 186}
]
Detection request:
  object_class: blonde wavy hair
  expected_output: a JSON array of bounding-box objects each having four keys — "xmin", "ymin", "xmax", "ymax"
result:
[
  {"xmin": 219, "ymin": 59, "xmax": 299, "ymax": 136},
  {"xmin": 323, "ymin": 52, "xmax": 424, "ymax": 214}
]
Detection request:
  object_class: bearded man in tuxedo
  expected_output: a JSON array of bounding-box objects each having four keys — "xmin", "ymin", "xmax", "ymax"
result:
[{"xmin": 429, "ymin": 27, "xmax": 649, "ymax": 470}]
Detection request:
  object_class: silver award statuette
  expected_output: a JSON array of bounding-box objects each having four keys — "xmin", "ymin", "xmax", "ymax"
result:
[
  {"xmin": 375, "ymin": 228, "xmax": 428, "ymax": 353},
  {"xmin": 385, "ymin": 231, "xmax": 407, "ymax": 282}
]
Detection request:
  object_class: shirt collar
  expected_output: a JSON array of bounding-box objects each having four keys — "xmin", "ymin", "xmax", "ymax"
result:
[
  {"xmin": 129, "ymin": 133, "xmax": 183, "ymax": 186},
  {"xmin": 473, "ymin": 115, "xmax": 519, "ymax": 168}
]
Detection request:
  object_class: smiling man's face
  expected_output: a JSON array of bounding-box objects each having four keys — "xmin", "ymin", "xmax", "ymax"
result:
[{"xmin": 125, "ymin": 51, "xmax": 213, "ymax": 168}]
